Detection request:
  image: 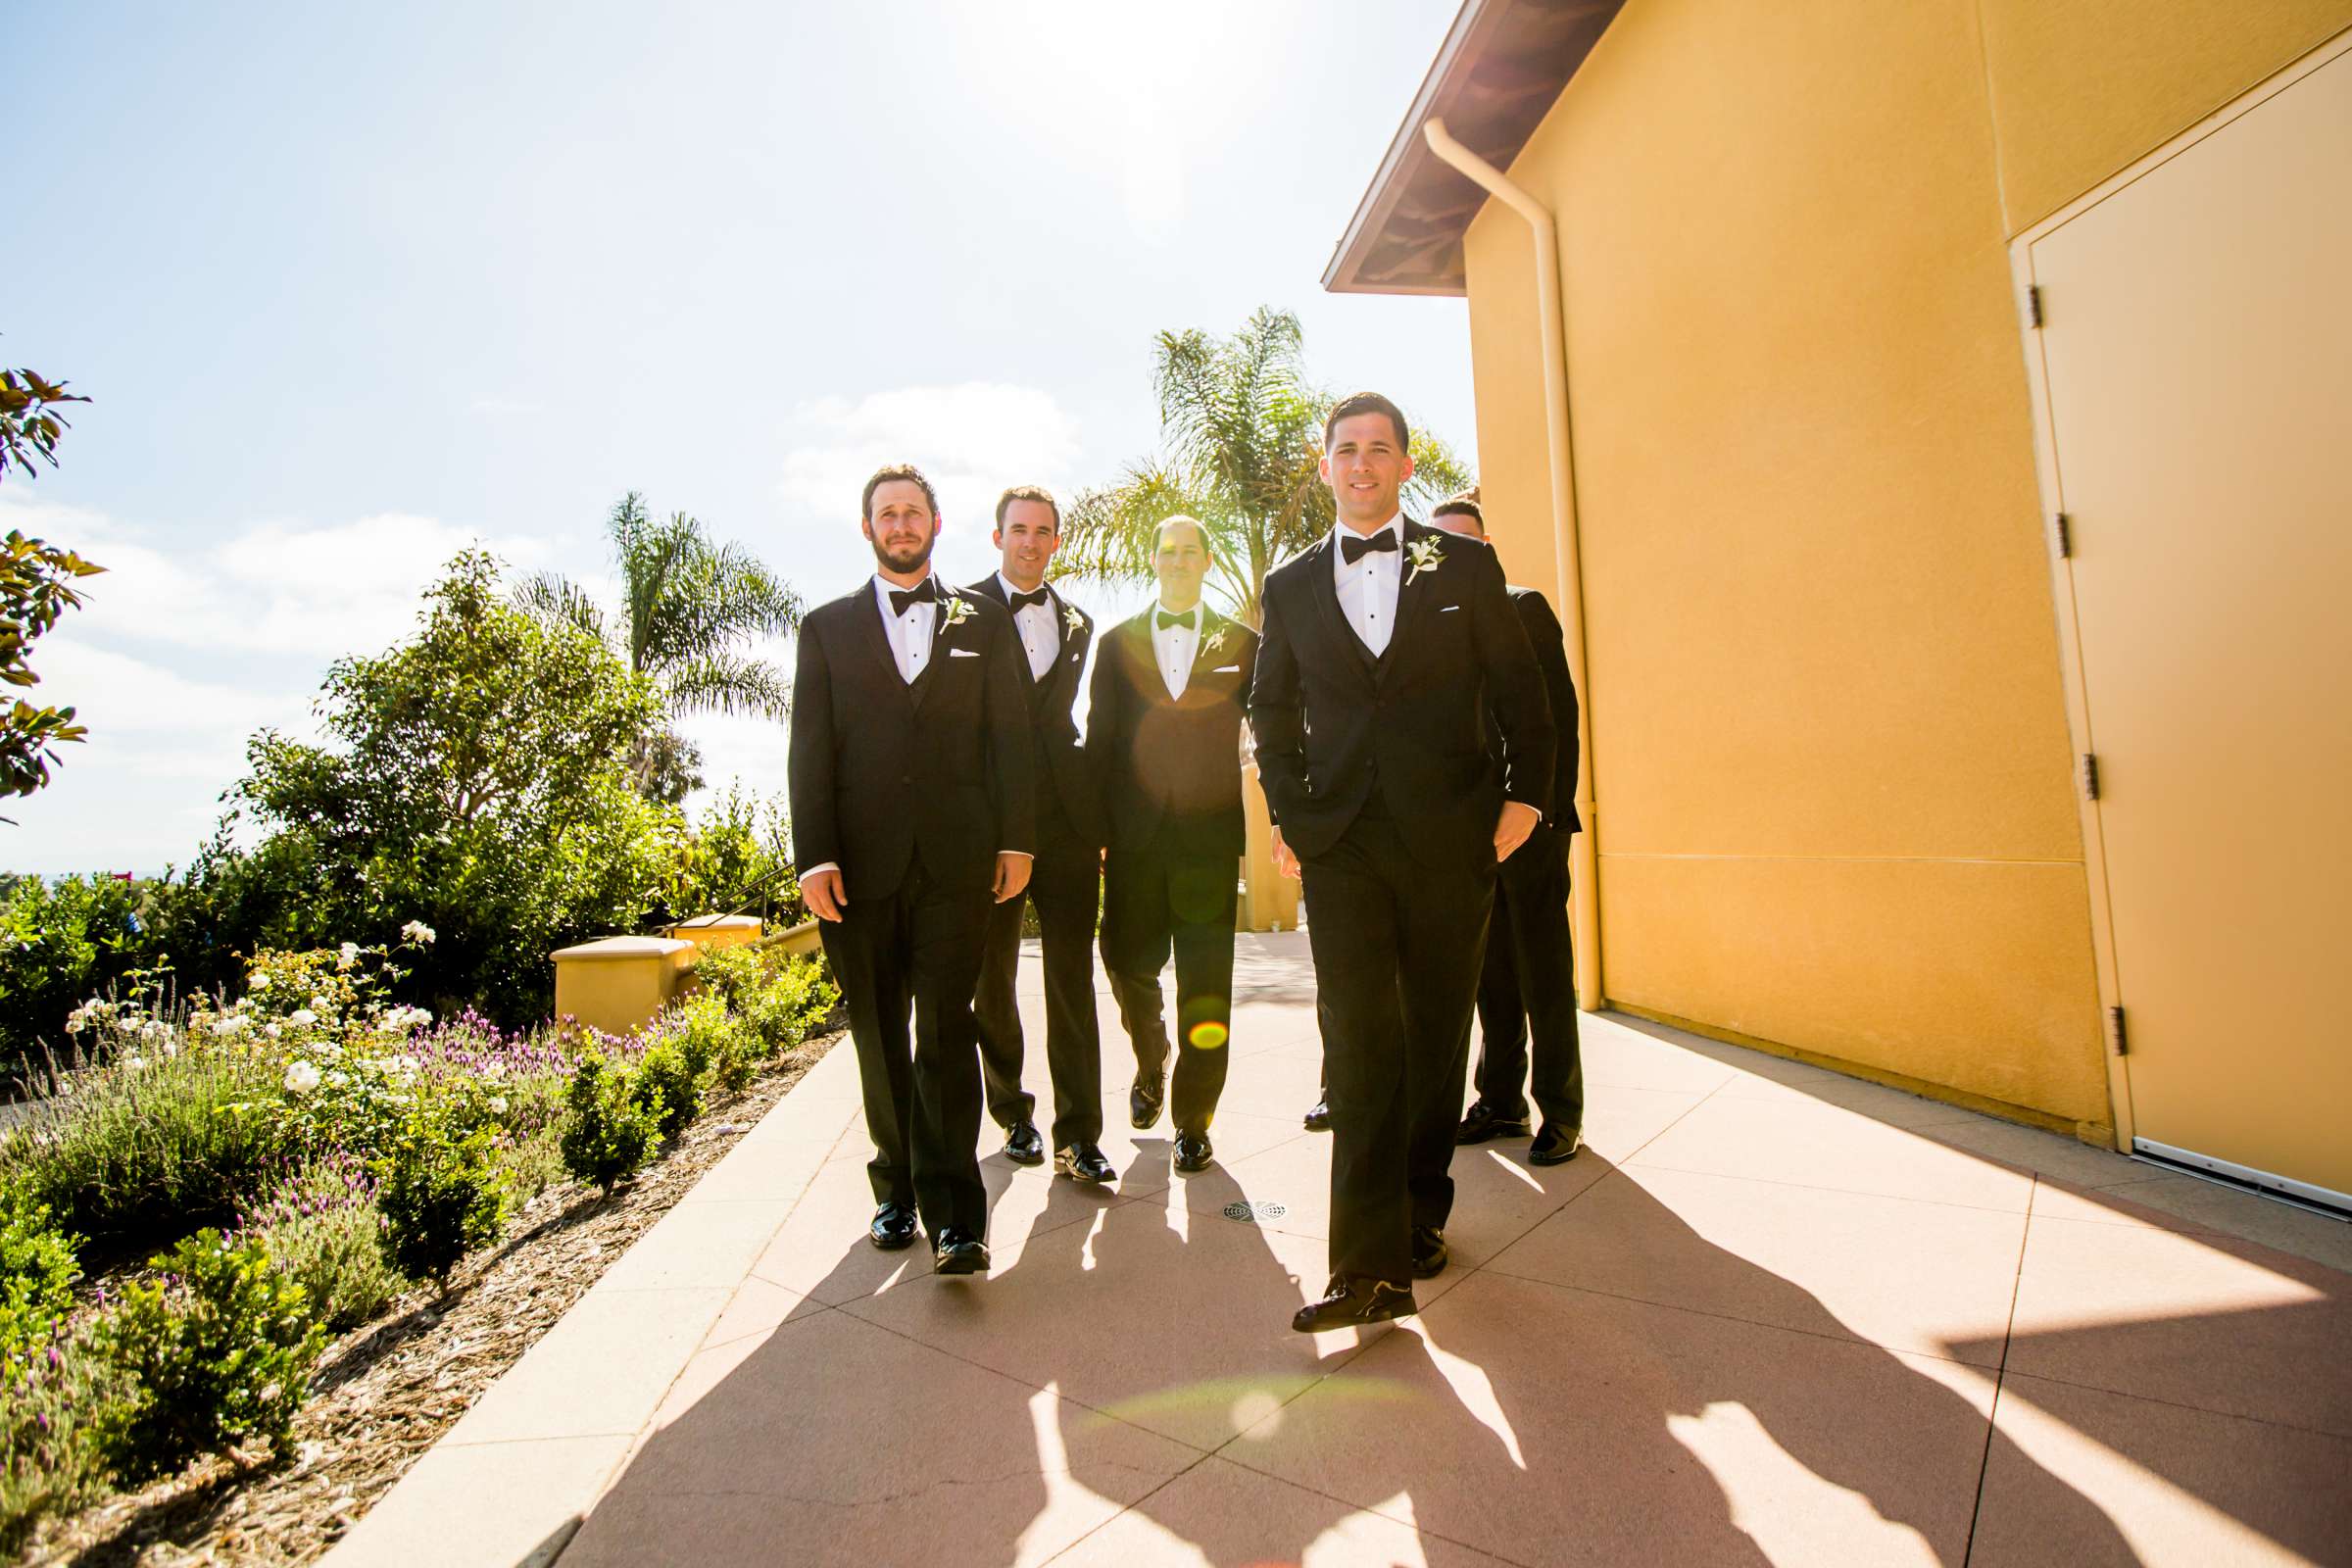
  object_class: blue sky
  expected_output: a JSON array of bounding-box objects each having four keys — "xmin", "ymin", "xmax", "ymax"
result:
[{"xmin": 6, "ymin": 0, "xmax": 1478, "ymax": 874}]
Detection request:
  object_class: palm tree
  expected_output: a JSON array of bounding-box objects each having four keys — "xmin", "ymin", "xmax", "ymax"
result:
[
  {"xmin": 1056, "ymin": 307, "xmax": 1474, "ymax": 628},
  {"xmin": 516, "ymin": 494, "xmax": 803, "ymax": 803}
]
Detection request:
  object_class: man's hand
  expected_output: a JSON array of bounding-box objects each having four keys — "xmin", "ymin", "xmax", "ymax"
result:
[
  {"xmin": 803, "ymin": 868, "xmax": 848, "ymax": 922},
  {"xmin": 994, "ymin": 853, "xmax": 1033, "ymax": 904},
  {"xmin": 1271, "ymin": 827, "xmax": 1300, "ymax": 880},
  {"xmin": 1493, "ymin": 802, "xmax": 1541, "ymax": 862}
]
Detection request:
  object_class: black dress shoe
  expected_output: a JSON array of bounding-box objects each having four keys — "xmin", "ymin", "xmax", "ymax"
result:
[
  {"xmin": 868, "ymin": 1201, "xmax": 918, "ymax": 1251},
  {"xmin": 1411, "ymin": 1225, "xmax": 1448, "ymax": 1279},
  {"xmin": 1456, "ymin": 1101, "xmax": 1532, "ymax": 1145},
  {"xmin": 1172, "ymin": 1131, "xmax": 1213, "ymax": 1173},
  {"xmin": 932, "ymin": 1226, "xmax": 990, "ymax": 1275},
  {"xmin": 1002, "ymin": 1120, "xmax": 1046, "ymax": 1165},
  {"xmin": 1130, "ymin": 1075, "xmax": 1165, "ymax": 1131},
  {"xmin": 1054, "ymin": 1144, "xmax": 1116, "ymax": 1184},
  {"xmin": 1292, "ymin": 1275, "xmax": 1417, "ymax": 1333},
  {"xmin": 1302, "ymin": 1100, "xmax": 1332, "ymax": 1132},
  {"xmin": 1530, "ymin": 1123, "xmax": 1584, "ymax": 1165}
]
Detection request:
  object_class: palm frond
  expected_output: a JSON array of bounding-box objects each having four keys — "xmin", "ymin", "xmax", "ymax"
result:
[
  {"xmin": 662, "ymin": 650, "xmax": 794, "ymax": 721},
  {"xmin": 511, "ymin": 572, "xmax": 610, "ymax": 646}
]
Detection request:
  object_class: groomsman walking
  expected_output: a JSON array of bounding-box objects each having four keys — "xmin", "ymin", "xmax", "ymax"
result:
[
  {"xmin": 1252, "ymin": 394, "xmax": 1553, "ymax": 1331},
  {"xmin": 1427, "ymin": 496, "xmax": 1586, "ymax": 1166},
  {"xmin": 1087, "ymin": 515, "xmax": 1258, "ymax": 1176},
  {"xmin": 964, "ymin": 485, "xmax": 1116, "ymax": 1185},
  {"xmin": 789, "ymin": 464, "xmax": 1035, "ymax": 1276}
]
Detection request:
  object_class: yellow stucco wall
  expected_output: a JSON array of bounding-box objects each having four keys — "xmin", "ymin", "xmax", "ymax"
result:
[
  {"xmin": 1463, "ymin": 0, "xmax": 2089, "ymax": 1125},
  {"xmin": 1459, "ymin": 0, "xmax": 2350, "ymax": 1129},
  {"xmin": 1980, "ymin": 0, "xmax": 2352, "ymax": 232}
]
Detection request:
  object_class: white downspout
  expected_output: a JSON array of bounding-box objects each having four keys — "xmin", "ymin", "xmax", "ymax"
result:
[{"xmin": 1422, "ymin": 116, "xmax": 1601, "ymax": 1011}]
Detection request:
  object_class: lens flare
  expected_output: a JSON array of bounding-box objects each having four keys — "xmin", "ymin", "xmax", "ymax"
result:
[{"xmin": 1188, "ymin": 1020, "xmax": 1229, "ymax": 1051}]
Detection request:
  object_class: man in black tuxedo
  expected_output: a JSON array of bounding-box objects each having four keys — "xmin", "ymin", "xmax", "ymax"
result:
[
  {"xmin": 1252, "ymin": 393, "xmax": 1553, "ymax": 1331},
  {"xmin": 1427, "ymin": 495, "xmax": 1586, "ymax": 1166},
  {"xmin": 1087, "ymin": 515, "xmax": 1258, "ymax": 1176},
  {"xmin": 789, "ymin": 463, "xmax": 1035, "ymax": 1277},
  {"xmin": 963, "ymin": 485, "xmax": 1115, "ymax": 1186}
]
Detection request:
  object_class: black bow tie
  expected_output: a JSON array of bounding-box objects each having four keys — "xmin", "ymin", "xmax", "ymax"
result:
[
  {"xmin": 1341, "ymin": 530, "xmax": 1399, "ymax": 564},
  {"xmin": 1156, "ymin": 608, "xmax": 1196, "ymax": 631},
  {"xmin": 1008, "ymin": 588, "xmax": 1050, "ymax": 612},
  {"xmin": 888, "ymin": 579, "xmax": 939, "ymax": 616}
]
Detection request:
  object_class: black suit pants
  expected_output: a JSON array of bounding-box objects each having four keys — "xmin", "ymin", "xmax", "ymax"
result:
[
  {"xmin": 1473, "ymin": 824, "xmax": 1585, "ymax": 1131},
  {"xmin": 1101, "ymin": 845, "xmax": 1235, "ymax": 1136},
  {"xmin": 974, "ymin": 836, "xmax": 1104, "ymax": 1151},
  {"xmin": 1299, "ymin": 808, "xmax": 1494, "ymax": 1285},
  {"xmin": 817, "ymin": 862, "xmax": 991, "ymax": 1239}
]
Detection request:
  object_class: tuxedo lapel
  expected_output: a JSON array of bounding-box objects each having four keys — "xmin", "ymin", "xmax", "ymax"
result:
[
  {"xmin": 909, "ymin": 589, "xmax": 971, "ymax": 711},
  {"xmin": 1381, "ymin": 518, "xmax": 1440, "ymax": 686},
  {"xmin": 853, "ymin": 585, "xmax": 914, "ymax": 708},
  {"xmin": 967, "ymin": 575, "xmax": 1042, "ymax": 696}
]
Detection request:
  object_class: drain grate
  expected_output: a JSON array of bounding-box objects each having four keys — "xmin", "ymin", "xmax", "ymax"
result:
[{"xmin": 1221, "ymin": 1200, "xmax": 1289, "ymax": 1223}]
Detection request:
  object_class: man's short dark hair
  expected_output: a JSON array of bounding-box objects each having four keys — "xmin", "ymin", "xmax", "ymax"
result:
[
  {"xmin": 862, "ymin": 463, "xmax": 939, "ymax": 520},
  {"xmin": 1323, "ymin": 391, "xmax": 1411, "ymax": 452},
  {"xmin": 1431, "ymin": 493, "xmax": 1484, "ymax": 533},
  {"xmin": 995, "ymin": 483, "xmax": 1060, "ymax": 530}
]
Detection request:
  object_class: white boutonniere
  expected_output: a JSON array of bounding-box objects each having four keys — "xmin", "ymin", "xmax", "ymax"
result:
[
  {"xmin": 1202, "ymin": 627, "xmax": 1228, "ymax": 655},
  {"xmin": 1405, "ymin": 536, "xmax": 1445, "ymax": 583},
  {"xmin": 1061, "ymin": 604, "xmax": 1086, "ymax": 635},
  {"xmin": 939, "ymin": 592, "xmax": 975, "ymax": 628}
]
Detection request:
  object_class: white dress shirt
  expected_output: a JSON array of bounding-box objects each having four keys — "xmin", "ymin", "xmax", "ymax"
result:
[
  {"xmin": 873, "ymin": 572, "xmax": 939, "ymax": 684},
  {"xmin": 998, "ymin": 572, "xmax": 1059, "ymax": 681},
  {"xmin": 1151, "ymin": 601, "xmax": 1204, "ymax": 699},
  {"xmin": 801, "ymin": 571, "xmax": 1028, "ymax": 882},
  {"xmin": 1331, "ymin": 514, "xmax": 1404, "ymax": 657}
]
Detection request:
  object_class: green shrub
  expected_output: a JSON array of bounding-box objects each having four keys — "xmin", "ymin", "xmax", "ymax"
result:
[
  {"xmin": 0, "ymin": 1186, "xmax": 79, "ymax": 1367},
  {"xmin": 91, "ymin": 1230, "xmax": 328, "ymax": 1483},
  {"xmin": 560, "ymin": 1053, "xmax": 662, "ymax": 1197},
  {"xmin": 632, "ymin": 1039, "xmax": 702, "ymax": 1144},
  {"xmin": 372, "ymin": 1113, "xmax": 506, "ymax": 1290},
  {"xmin": 692, "ymin": 947, "xmax": 837, "ymax": 1058},
  {"xmin": 237, "ymin": 1157, "xmax": 402, "ymax": 1333},
  {"xmin": 0, "ymin": 1317, "xmax": 130, "ymax": 1554},
  {"xmin": 0, "ymin": 1044, "xmax": 289, "ymax": 1247}
]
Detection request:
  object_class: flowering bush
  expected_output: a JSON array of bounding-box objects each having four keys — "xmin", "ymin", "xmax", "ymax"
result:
[
  {"xmin": 0, "ymin": 1316, "xmax": 128, "ymax": 1553},
  {"xmin": 560, "ymin": 1053, "xmax": 662, "ymax": 1197},
  {"xmin": 92, "ymin": 1230, "xmax": 327, "ymax": 1483},
  {"xmin": 694, "ymin": 945, "xmax": 838, "ymax": 1056},
  {"xmin": 233, "ymin": 1156, "xmax": 403, "ymax": 1333}
]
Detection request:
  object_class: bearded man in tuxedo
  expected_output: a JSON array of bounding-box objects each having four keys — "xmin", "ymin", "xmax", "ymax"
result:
[
  {"xmin": 963, "ymin": 485, "xmax": 1115, "ymax": 1185},
  {"xmin": 1252, "ymin": 393, "xmax": 1553, "ymax": 1331},
  {"xmin": 1427, "ymin": 495, "xmax": 1586, "ymax": 1166},
  {"xmin": 789, "ymin": 464, "xmax": 1035, "ymax": 1276},
  {"xmin": 1087, "ymin": 515, "xmax": 1258, "ymax": 1177}
]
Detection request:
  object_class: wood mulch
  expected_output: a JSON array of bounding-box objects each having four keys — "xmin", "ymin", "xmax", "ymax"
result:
[{"xmin": 18, "ymin": 1029, "xmax": 847, "ymax": 1568}]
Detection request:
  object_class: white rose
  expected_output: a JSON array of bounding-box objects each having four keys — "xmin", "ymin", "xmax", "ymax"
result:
[
  {"xmin": 289, "ymin": 1008, "xmax": 318, "ymax": 1028},
  {"xmin": 402, "ymin": 920, "xmax": 436, "ymax": 946},
  {"xmin": 250, "ymin": 971, "xmax": 271, "ymax": 990},
  {"xmin": 308, "ymin": 995, "xmax": 334, "ymax": 1014},
  {"xmin": 337, "ymin": 943, "xmax": 361, "ymax": 971},
  {"xmin": 265, "ymin": 1021, "xmax": 284, "ymax": 1039},
  {"xmin": 314, "ymin": 1040, "xmax": 343, "ymax": 1061},
  {"xmin": 488, "ymin": 1097, "xmax": 509, "ymax": 1115},
  {"xmin": 283, "ymin": 1060, "xmax": 321, "ymax": 1094}
]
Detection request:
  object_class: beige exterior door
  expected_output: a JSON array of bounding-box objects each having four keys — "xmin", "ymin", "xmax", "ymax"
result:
[{"xmin": 2028, "ymin": 41, "xmax": 2352, "ymax": 1204}]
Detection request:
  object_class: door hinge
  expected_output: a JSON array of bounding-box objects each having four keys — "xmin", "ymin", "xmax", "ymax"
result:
[
  {"xmin": 2027, "ymin": 285, "xmax": 2044, "ymax": 327},
  {"xmin": 2108, "ymin": 1004, "xmax": 2129, "ymax": 1056},
  {"xmin": 2053, "ymin": 512, "xmax": 2073, "ymax": 558},
  {"xmin": 2082, "ymin": 753, "xmax": 2101, "ymax": 801}
]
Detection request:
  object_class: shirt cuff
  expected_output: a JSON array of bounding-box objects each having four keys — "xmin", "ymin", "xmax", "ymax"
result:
[
  {"xmin": 800, "ymin": 862, "xmax": 840, "ymax": 879},
  {"xmin": 999, "ymin": 850, "xmax": 1033, "ymax": 859}
]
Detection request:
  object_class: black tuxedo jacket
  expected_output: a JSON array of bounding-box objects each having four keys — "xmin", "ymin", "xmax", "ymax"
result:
[
  {"xmin": 963, "ymin": 574, "xmax": 1105, "ymax": 851},
  {"xmin": 1251, "ymin": 520, "xmax": 1554, "ymax": 869},
  {"xmin": 1497, "ymin": 585, "xmax": 1582, "ymax": 835},
  {"xmin": 788, "ymin": 578, "xmax": 1036, "ymax": 898},
  {"xmin": 1086, "ymin": 604, "xmax": 1259, "ymax": 861}
]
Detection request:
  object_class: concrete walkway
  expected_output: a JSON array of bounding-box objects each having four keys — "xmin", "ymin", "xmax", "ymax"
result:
[{"xmin": 330, "ymin": 933, "xmax": 2352, "ymax": 1567}]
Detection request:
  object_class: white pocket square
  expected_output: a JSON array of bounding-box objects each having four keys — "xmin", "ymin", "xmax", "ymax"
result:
[
  {"xmin": 948, "ymin": 648, "xmax": 980, "ymax": 659},
  {"xmin": 1439, "ymin": 604, "xmax": 1462, "ymax": 613},
  {"xmin": 1213, "ymin": 664, "xmax": 1242, "ymax": 673}
]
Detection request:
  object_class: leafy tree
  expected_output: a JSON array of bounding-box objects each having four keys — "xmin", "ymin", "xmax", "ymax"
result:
[
  {"xmin": 2, "ymin": 356, "xmax": 103, "ymax": 809},
  {"xmin": 1055, "ymin": 306, "xmax": 1473, "ymax": 627},
  {"xmin": 515, "ymin": 494, "xmax": 803, "ymax": 804},
  {"xmin": 231, "ymin": 550, "xmax": 679, "ymax": 1021}
]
